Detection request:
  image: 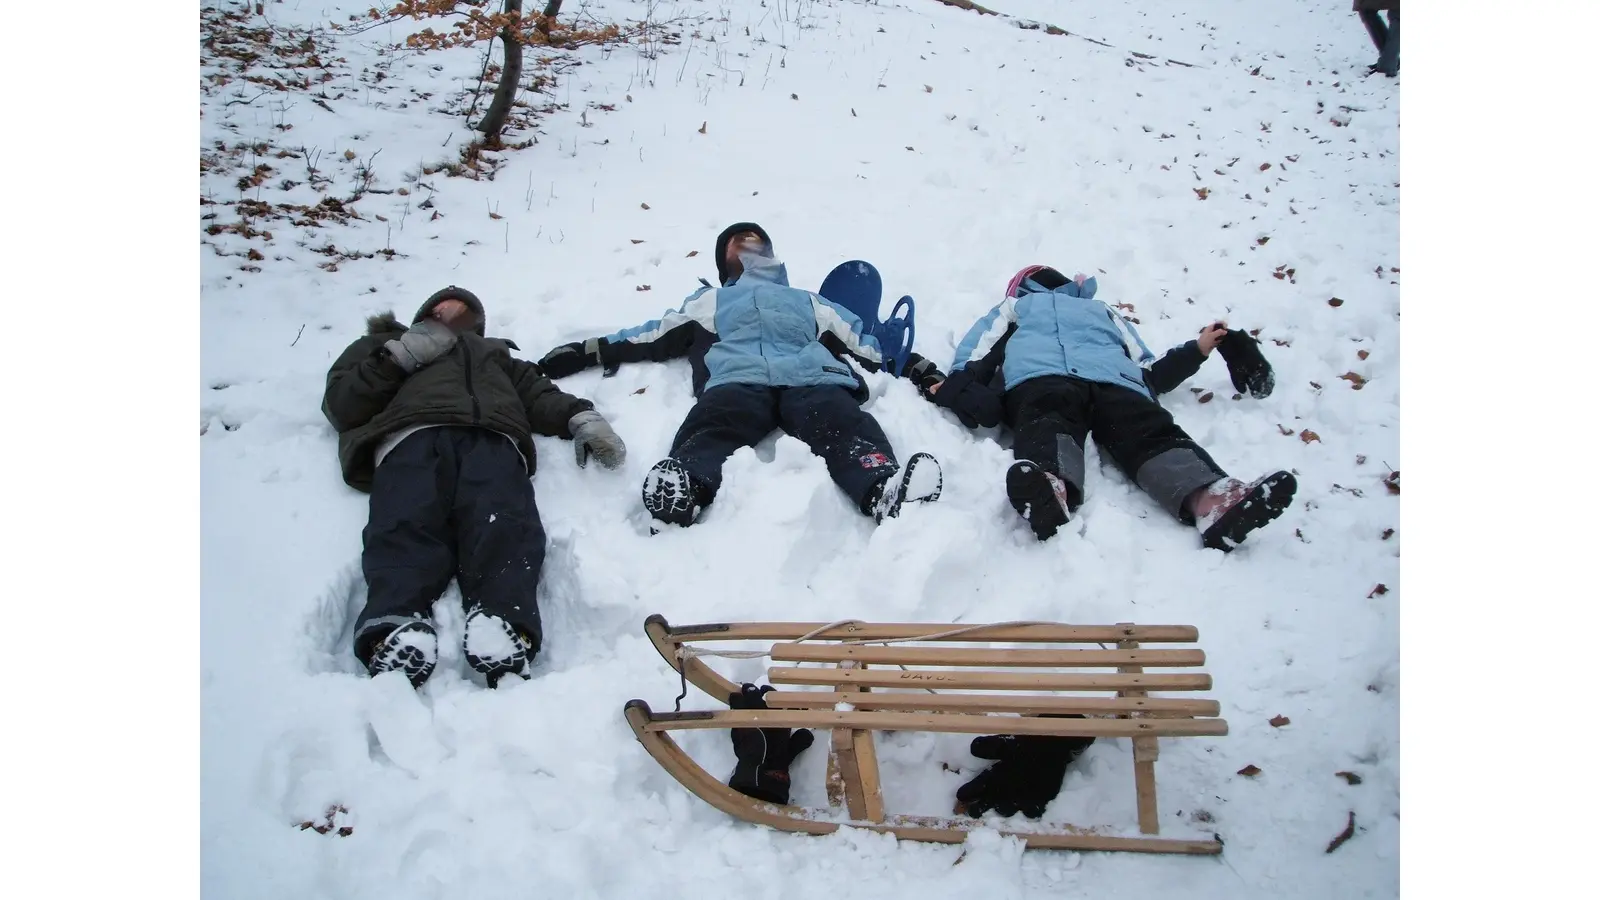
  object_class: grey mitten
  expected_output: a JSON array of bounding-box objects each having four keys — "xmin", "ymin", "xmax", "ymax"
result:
[
  {"xmin": 385, "ymin": 318, "xmax": 458, "ymax": 373},
  {"xmin": 569, "ymin": 409, "xmax": 626, "ymax": 469}
]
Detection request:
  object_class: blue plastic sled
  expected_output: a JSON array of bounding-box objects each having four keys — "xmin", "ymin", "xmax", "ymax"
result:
[{"xmin": 818, "ymin": 260, "xmax": 916, "ymax": 376}]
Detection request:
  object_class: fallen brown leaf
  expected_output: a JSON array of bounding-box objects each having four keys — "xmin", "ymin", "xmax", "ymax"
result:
[
  {"xmin": 697, "ymin": 121, "xmax": 707, "ymax": 134},
  {"xmin": 1259, "ymin": 162, "xmax": 1271, "ymax": 171},
  {"xmin": 1385, "ymin": 471, "xmax": 1400, "ymax": 494},
  {"xmin": 1338, "ymin": 371, "xmax": 1367, "ymax": 390},
  {"xmin": 1300, "ymin": 430, "xmax": 1320, "ymax": 444},
  {"xmin": 1270, "ymin": 714, "xmax": 1291, "ymax": 727},
  {"xmin": 1357, "ymin": 349, "xmax": 1370, "ymax": 360},
  {"xmin": 791, "ymin": 93, "xmax": 799, "ymax": 100},
  {"xmin": 635, "ymin": 285, "xmax": 651, "ymax": 291},
  {"xmin": 247, "ymin": 248, "xmax": 264, "ymax": 261},
  {"xmin": 631, "ymin": 387, "xmax": 647, "ymax": 395},
  {"xmin": 1278, "ymin": 424, "xmax": 1294, "ymax": 436},
  {"xmin": 1329, "ymin": 297, "xmax": 1344, "ymax": 307},
  {"xmin": 1367, "ymin": 584, "xmax": 1388, "ymax": 598},
  {"xmin": 1237, "ymin": 764, "xmax": 1262, "ymax": 777},
  {"xmin": 924, "ymin": 84, "xmax": 933, "ymax": 93},
  {"xmin": 630, "ymin": 239, "xmax": 644, "ymax": 244},
  {"xmin": 686, "ymin": 250, "xmax": 699, "ymax": 257},
  {"xmin": 1356, "ymin": 454, "xmax": 1368, "ymax": 465},
  {"xmin": 1336, "ymin": 771, "xmax": 1363, "ymax": 786},
  {"xmin": 1381, "ymin": 528, "xmax": 1395, "ymax": 540},
  {"xmin": 1194, "ymin": 187, "xmax": 1210, "ymax": 200},
  {"xmin": 1199, "ymin": 392, "xmax": 1215, "ymax": 403},
  {"xmin": 1325, "ymin": 811, "xmax": 1356, "ymax": 854},
  {"xmin": 640, "ymin": 202, "xmax": 651, "ymax": 210},
  {"xmin": 1257, "ymin": 236, "xmax": 1270, "ymax": 245}
]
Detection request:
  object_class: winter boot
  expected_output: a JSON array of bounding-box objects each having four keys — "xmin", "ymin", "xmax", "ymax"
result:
[
  {"xmin": 642, "ymin": 458, "xmax": 707, "ymax": 529},
  {"xmin": 360, "ymin": 620, "xmax": 438, "ymax": 689},
  {"xmin": 866, "ymin": 452, "xmax": 943, "ymax": 523},
  {"xmin": 1194, "ymin": 471, "xmax": 1298, "ymax": 551},
  {"xmin": 464, "ymin": 609, "xmax": 537, "ymax": 688},
  {"xmin": 1006, "ymin": 460, "xmax": 1076, "ymax": 541}
]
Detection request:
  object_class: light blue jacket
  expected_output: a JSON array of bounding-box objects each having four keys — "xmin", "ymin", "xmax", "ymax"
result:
[
  {"xmin": 950, "ymin": 276, "xmax": 1161, "ymax": 399},
  {"xmin": 602, "ymin": 260, "xmax": 886, "ymax": 397}
]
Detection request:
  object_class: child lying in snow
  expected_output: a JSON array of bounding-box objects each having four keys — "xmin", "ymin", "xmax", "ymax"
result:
[
  {"xmin": 321, "ymin": 287, "xmax": 626, "ymax": 689},
  {"xmin": 904, "ymin": 265, "xmax": 1294, "ymax": 551},
  {"xmin": 536, "ymin": 222, "xmax": 941, "ymax": 529}
]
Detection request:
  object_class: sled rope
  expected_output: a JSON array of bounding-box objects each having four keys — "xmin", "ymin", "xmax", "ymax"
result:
[{"xmin": 674, "ymin": 620, "xmax": 1109, "ymax": 700}]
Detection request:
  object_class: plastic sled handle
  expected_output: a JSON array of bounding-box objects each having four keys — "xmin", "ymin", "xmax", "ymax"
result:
[{"xmin": 887, "ymin": 295, "xmax": 915, "ymax": 376}]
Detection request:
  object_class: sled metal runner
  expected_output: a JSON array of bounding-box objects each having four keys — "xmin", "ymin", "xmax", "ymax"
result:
[{"xmin": 625, "ymin": 614, "xmax": 1229, "ymax": 855}]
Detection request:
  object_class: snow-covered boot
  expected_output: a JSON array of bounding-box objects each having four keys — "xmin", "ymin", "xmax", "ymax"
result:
[
  {"xmin": 1195, "ymin": 471, "xmax": 1298, "ymax": 551},
  {"xmin": 642, "ymin": 458, "xmax": 706, "ymax": 529},
  {"xmin": 1006, "ymin": 460, "xmax": 1075, "ymax": 541},
  {"xmin": 464, "ymin": 610, "xmax": 537, "ymax": 688},
  {"xmin": 867, "ymin": 452, "xmax": 943, "ymax": 523},
  {"xmin": 360, "ymin": 620, "xmax": 438, "ymax": 689}
]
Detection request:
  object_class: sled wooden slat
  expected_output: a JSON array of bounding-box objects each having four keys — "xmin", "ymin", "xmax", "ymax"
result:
[
  {"xmin": 770, "ymin": 643, "xmax": 1206, "ymax": 668},
  {"xmin": 628, "ymin": 614, "xmax": 1228, "ymax": 856},
  {"xmin": 654, "ymin": 617, "xmax": 1200, "ymax": 644},
  {"xmin": 641, "ymin": 708, "xmax": 1228, "ymax": 738},
  {"xmin": 762, "ymin": 691, "xmax": 1222, "ymax": 718},
  {"xmin": 768, "ymin": 667, "xmax": 1213, "ymax": 693}
]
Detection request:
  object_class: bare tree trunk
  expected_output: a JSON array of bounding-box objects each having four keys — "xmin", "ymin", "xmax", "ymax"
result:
[
  {"xmin": 477, "ymin": 0, "xmax": 524, "ymax": 141},
  {"xmin": 539, "ymin": 0, "xmax": 564, "ymax": 39}
]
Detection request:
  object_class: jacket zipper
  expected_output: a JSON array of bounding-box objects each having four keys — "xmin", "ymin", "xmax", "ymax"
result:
[{"xmin": 462, "ymin": 341, "xmax": 481, "ymax": 424}]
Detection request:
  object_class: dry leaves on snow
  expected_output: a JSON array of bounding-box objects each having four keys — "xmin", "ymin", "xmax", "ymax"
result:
[{"xmin": 1269, "ymin": 715, "xmax": 1291, "ymax": 728}]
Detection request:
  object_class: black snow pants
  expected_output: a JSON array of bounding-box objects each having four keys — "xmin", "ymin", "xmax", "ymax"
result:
[
  {"xmin": 669, "ymin": 383, "xmax": 899, "ymax": 514},
  {"xmin": 354, "ymin": 426, "xmax": 545, "ymax": 658},
  {"xmin": 1005, "ymin": 375, "xmax": 1226, "ymax": 523}
]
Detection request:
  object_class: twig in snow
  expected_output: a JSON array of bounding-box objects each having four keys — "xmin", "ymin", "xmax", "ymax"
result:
[
  {"xmin": 1324, "ymin": 811, "xmax": 1357, "ymax": 854},
  {"xmin": 226, "ymin": 90, "xmax": 273, "ymax": 108},
  {"xmin": 290, "ymin": 324, "xmax": 305, "ymax": 347}
]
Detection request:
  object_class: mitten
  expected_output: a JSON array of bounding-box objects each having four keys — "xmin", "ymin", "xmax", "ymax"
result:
[
  {"xmin": 955, "ymin": 716, "xmax": 1095, "ymax": 819},
  {"xmin": 727, "ymin": 683, "xmax": 815, "ymax": 805},
  {"xmin": 538, "ymin": 338, "xmax": 610, "ymax": 378},
  {"xmin": 568, "ymin": 409, "xmax": 626, "ymax": 469},
  {"xmin": 903, "ymin": 352, "xmax": 946, "ymax": 398},
  {"xmin": 384, "ymin": 318, "xmax": 458, "ymax": 373},
  {"xmin": 1216, "ymin": 329, "xmax": 1275, "ymax": 398}
]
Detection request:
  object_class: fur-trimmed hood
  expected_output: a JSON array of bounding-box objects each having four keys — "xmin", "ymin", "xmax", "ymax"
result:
[
  {"xmin": 365, "ymin": 286, "xmax": 489, "ymax": 336},
  {"xmin": 366, "ymin": 311, "xmax": 406, "ymax": 335}
]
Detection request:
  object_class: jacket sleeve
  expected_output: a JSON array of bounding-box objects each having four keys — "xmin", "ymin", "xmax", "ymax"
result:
[
  {"xmin": 811, "ymin": 295, "xmax": 885, "ymax": 373},
  {"xmin": 597, "ymin": 287, "xmax": 720, "ymax": 368},
  {"xmin": 322, "ymin": 335, "xmax": 408, "ymax": 433},
  {"xmin": 1143, "ymin": 341, "xmax": 1207, "ymax": 396},
  {"xmin": 504, "ymin": 357, "xmax": 596, "ymax": 438},
  {"xmin": 951, "ymin": 298, "xmax": 1018, "ymax": 386}
]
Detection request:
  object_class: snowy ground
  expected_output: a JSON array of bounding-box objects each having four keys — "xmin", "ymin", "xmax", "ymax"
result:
[{"xmin": 200, "ymin": 1, "xmax": 1399, "ymax": 896}]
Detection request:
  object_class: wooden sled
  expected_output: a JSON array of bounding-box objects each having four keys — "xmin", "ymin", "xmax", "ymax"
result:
[{"xmin": 624, "ymin": 614, "xmax": 1228, "ymax": 855}]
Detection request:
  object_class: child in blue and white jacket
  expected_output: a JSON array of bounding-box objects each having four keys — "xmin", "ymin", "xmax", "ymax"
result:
[
  {"xmin": 538, "ymin": 223, "xmax": 941, "ymax": 529},
  {"xmin": 920, "ymin": 264, "xmax": 1293, "ymax": 551}
]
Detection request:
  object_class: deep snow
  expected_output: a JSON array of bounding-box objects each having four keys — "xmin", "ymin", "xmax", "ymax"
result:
[{"xmin": 199, "ymin": 1, "xmax": 1400, "ymax": 897}]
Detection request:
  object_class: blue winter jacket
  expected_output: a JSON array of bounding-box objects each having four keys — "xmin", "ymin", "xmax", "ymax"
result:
[
  {"xmin": 595, "ymin": 260, "xmax": 887, "ymax": 397},
  {"xmin": 950, "ymin": 276, "xmax": 1204, "ymax": 400}
]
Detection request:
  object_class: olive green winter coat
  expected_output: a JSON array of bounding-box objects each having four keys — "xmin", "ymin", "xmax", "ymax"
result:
[{"xmin": 322, "ymin": 291, "xmax": 593, "ymax": 492}]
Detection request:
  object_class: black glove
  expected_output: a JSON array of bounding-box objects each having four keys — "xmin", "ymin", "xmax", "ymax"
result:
[
  {"xmin": 538, "ymin": 338, "xmax": 614, "ymax": 378},
  {"xmin": 727, "ymin": 683, "xmax": 815, "ymax": 805},
  {"xmin": 955, "ymin": 716, "xmax": 1095, "ymax": 819},
  {"xmin": 1216, "ymin": 329, "xmax": 1275, "ymax": 399},
  {"xmin": 903, "ymin": 352, "xmax": 946, "ymax": 398},
  {"xmin": 934, "ymin": 369, "xmax": 1005, "ymax": 429}
]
